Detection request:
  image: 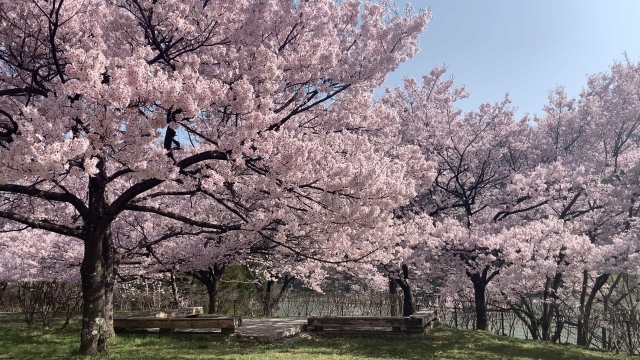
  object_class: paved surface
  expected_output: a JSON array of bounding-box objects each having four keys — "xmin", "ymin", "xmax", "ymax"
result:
[
  {"xmin": 231, "ymin": 317, "xmax": 307, "ymax": 341},
  {"xmin": 170, "ymin": 317, "xmax": 308, "ymax": 341}
]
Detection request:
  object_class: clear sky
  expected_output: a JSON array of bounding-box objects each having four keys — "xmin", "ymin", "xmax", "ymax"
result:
[{"xmin": 378, "ymin": 0, "xmax": 640, "ymax": 119}]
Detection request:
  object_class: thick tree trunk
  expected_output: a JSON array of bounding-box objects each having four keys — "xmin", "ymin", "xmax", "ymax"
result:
[
  {"xmin": 206, "ymin": 281, "xmax": 218, "ymax": 314},
  {"xmin": 465, "ymin": 263, "xmax": 499, "ymax": 332},
  {"xmin": 102, "ymin": 227, "xmax": 115, "ymax": 338},
  {"xmin": 389, "ymin": 278, "xmax": 399, "ymax": 316},
  {"xmin": 262, "ymin": 281, "xmax": 274, "ymax": 317},
  {"xmin": 103, "ymin": 278, "xmax": 114, "ymax": 339},
  {"xmin": 0, "ymin": 281, "xmax": 7, "ymax": 309},
  {"xmin": 79, "ymin": 233, "xmax": 108, "ymax": 355},
  {"xmin": 400, "ymin": 284, "xmax": 414, "ymax": 316},
  {"xmin": 471, "ymin": 275, "xmax": 488, "ymax": 331},
  {"xmin": 79, "ymin": 157, "xmax": 110, "ymax": 355}
]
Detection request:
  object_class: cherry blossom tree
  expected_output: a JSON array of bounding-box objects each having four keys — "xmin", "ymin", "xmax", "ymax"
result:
[
  {"xmin": 528, "ymin": 60, "xmax": 640, "ymax": 346},
  {"xmin": 383, "ymin": 67, "xmax": 543, "ymax": 330},
  {"xmin": 0, "ymin": 0, "xmax": 431, "ymax": 353}
]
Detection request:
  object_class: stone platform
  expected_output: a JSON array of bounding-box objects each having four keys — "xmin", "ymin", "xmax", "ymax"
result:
[
  {"xmin": 157, "ymin": 317, "xmax": 307, "ymax": 341},
  {"xmin": 230, "ymin": 317, "xmax": 307, "ymax": 341}
]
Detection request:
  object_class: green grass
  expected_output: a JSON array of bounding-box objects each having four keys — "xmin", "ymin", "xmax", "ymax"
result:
[{"xmin": 0, "ymin": 315, "xmax": 633, "ymax": 359}]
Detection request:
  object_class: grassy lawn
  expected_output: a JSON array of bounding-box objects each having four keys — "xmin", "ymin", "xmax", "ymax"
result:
[{"xmin": 0, "ymin": 314, "xmax": 632, "ymax": 359}]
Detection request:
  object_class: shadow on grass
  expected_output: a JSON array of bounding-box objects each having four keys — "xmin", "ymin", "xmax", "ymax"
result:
[{"xmin": 0, "ymin": 319, "xmax": 633, "ymax": 360}]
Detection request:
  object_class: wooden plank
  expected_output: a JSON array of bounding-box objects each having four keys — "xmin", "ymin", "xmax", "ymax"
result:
[
  {"xmin": 114, "ymin": 317, "xmax": 237, "ymax": 330},
  {"xmin": 408, "ymin": 311, "xmax": 437, "ymax": 327},
  {"xmin": 160, "ymin": 307, "xmax": 203, "ymax": 318},
  {"xmin": 306, "ymin": 312, "xmax": 437, "ymax": 335},
  {"xmin": 308, "ymin": 316, "xmax": 409, "ymax": 328},
  {"xmin": 118, "ymin": 307, "xmax": 203, "ymax": 319},
  {"xmin": 313, "ymin": 329, "xmax": 425, "ymax": 337}
]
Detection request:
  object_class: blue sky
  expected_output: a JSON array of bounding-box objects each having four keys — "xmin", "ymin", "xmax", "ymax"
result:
[{"xmin": 378, "ymin": 0, "xmax": 640, "ymax": 119}]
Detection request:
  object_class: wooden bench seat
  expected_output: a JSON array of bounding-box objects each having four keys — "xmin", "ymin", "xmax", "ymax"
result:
[
  {"xmin": 307, "ymin": 310, "xmax": 437, "ymax": 336},
  {"xmin": 114, "ymin": 316, "xmax": 239, "ymax": 335},
  {"xmin": 118, "ymin": 307, "xmax": 203, "ymax": 319}
]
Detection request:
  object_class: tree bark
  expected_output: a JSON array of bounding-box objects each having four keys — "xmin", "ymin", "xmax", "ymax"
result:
[
  {"xmin": 254, "ymin": 275, "xmax": 295, "ymax": 317},
  {"xmin": 389, "ymin": 277, "xmax": 399, "ymax": 316},
  {"xmin": 541, "ymin": 271, "xmax": 562, "ymax": 341},
  {"xmin": 511, "ymin": 304, "xmax": 539, "ymax": 340},
  {"xmin": 189, "ymin": 264, "xmax": 225, "ymax": 315},
  {"xmin": 79, "ymin": 232, "xmax": 108, "ymax": 355},
  {"xmin": 262, "ymin": 280, "xmax": 274, "ymax": 317},
  {"xmin": 102, "ymin": 227, "xmax": 115, "ymax": 338},
  {"xmin": 509, "ymin": 294, "xmax": 542, "ymax": 340},
  {"xmin": 79, "ymin": 157, "xmax": 110, "ymax": 355},
  {"xmin": 206, "ymin": 280, "xmax": 219, "ymax": 314},
  {"xmin": 471, "ymin": 274, "xmax": 488, "ymax": 331},
  {"xmin": 577, "ymin": 270, "xmax": 588, "ymax": 346},
  {"xmin": 395, "ymin": 264, "xmax": 414, "ymax": 316},
  {"xmin": 577, "ymin": 272, "xmax": 609, "ymax": 346},
  {"xmin": 551, "ymin": 306, "xmax": 564, "ymax": 344},
  {"xmin": 170, "ymin": 267, "xmax": 180, "ymax": 308}
]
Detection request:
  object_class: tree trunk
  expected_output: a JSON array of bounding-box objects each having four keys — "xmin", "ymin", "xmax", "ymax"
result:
[
  {"xmin": 79, "ymin": 232, "xmax": 108, "ymax": 355},
  {"xmin": 577, "ymin": 270, "xmax": 588, "ymax": 346},
  {"xmin": 254, "ymin": 275, "xmax": 295, "ymax": 317},
  {"xmin": 262, "ymin": 281, "xmax": 274, "ymax": 317},
  {"xmin": 271, "ymin": 275, "xmax": 295, "ymax": 317},
  {"xmin": 541, "ymin": 271, "xmax": 562, "ymax": 341},
  {"xmin": 389, "ymin": 278, "xmax": 398, "ymax": 316},
  {"xmin": 102, "ymin": 227, "xmax": 115, "ymax": 338},
  {"xmin": 472, "ymin": 275, "xmax": 488, "ymax": 331},
  {"xmin": 577, "ymin": 272, "xmax": 609, "ymax": 346},
  {"xmin": 79, "ymin": 157, "xmax": 110, "ymax": 355},
  {"xmin": 170, "ymin": 267, "xmax": 180, "ymax": 308},
  {"xmin": 189, "ymin": 264, "xmax": 225, "ymax": 315},
  {"xmin": 509, "ymin": 297, "xmax": 539, "ymax": 340},
  {"xmin": 551, "ymin": 306, "xmax": 564, "ymax": 343},
  {"xmin": 602, "ymin": 296, "xmax": 609, "ymax": 349},
  {"xmin": 396, "ymin": 264, "xmax": 414, "ymax": 316},
  {"xmin": 206, "ymin": 280, "xmax": 218, "ymax": 314}
]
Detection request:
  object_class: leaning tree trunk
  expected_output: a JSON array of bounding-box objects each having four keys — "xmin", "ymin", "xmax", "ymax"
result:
[
  {"xmin": 255, "ymin": 275, "xmax": 296, "ymax": 317},
  {"xmin": 395, "ymin": 264, "xmax": 414, "ymax": 317},
  {"xmin": 577, "ymin": 272, "xmax": 609, "ymax": 347},
  {"xmin": 271, "ymin": 275, "xmax": 295, "ymax": 316}
]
